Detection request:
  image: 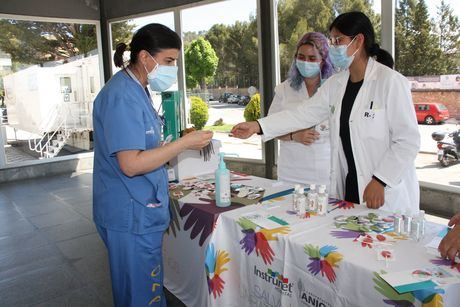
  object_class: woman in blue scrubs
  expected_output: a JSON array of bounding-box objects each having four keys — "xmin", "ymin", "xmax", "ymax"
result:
[{"xmin": 92, "ymin": 23, "xmax": 213, "ymax": 306}]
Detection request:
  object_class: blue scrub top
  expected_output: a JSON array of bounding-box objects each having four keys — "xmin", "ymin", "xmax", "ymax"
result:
[{"xmin": 92, "ymin": 70, "xmax": 170, "ymax": 234}]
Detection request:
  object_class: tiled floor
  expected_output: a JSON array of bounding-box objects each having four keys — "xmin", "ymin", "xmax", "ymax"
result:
[{"xmin": 0, "ymin": 171, "xmax": 184, "ymax": 307}]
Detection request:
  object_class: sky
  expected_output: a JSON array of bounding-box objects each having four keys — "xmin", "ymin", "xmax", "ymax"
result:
[{"xmin": 130, "ymin": 0, "xmax": 459, "ymax": 33}]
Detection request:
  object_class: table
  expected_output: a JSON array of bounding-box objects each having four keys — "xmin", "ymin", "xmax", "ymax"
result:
[{"xmin": 163, "ymin": 175, "xmax": 460, "ymax": 307}]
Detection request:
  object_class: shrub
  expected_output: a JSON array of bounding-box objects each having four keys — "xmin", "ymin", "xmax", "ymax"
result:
[
  {"xmin": 244, "ymin": 93, "xmax": 260, "ymax": 122},
  {"xmin": 189, "ymin": 96, "xmax": 209, "ymax": 130},
  {"xmin": 213, "ymin": 118, "xmax": 224, "ymax": 126}
]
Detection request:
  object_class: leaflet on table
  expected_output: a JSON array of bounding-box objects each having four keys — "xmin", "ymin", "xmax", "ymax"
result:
[
  {"xmin": 195, "ymin": 172, "xmax": 248, "ymax": 181},
  {"xmin": 379, "ymin": 266, "xmax": 460, "ymax": 294},
  {"xmin": 240, "ymin": 212, "xmax": 289, "ymax": 229},
  {"xmin": 424, "ymin": 226, "xmax": 460, "ymax": 262}
]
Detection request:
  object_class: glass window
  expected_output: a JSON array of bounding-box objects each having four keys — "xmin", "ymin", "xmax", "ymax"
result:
[
  {"xmin": 438, "ymin": 104, "xmax": 447, "ymax": 110},
  {"xmin": 109, "ymin": 12, "xmax": 175, "ymax": 115},
  {"xmin": 275, "ymin": 1, "xmax": 381, "ymax": 174},
  {"xmin": 182, "ymin": 0, "xmax": 261, "ymax": 160},
  {"xmin": 109, "ymin": 12, "xmax": 175, "ymax": 75},
  {"xmin": 395, "ymin": 0, "xmax": 460, "ymax": 186},
  {"xmin": 60, "ymin": 77, "xmax": 72, "ymax": 93},
  {"xmin": 0, "ymin": 18, "xmax": 101, "ymax": 165}
]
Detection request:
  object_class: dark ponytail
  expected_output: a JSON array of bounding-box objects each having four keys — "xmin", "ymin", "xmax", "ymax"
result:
[
  {"xmin": 114, "ymin": 43, "xmax": 128, "ymax": 68},
  {"xmin": 330, "ymin": 12, "xmax": 394, "ymax": 69},
  {"xmin": 113, "ymin": 23, "xmax": 181, "ymax": 68},
  {"xmin": 369, "ymin": 43, "xmax": 394, "ymax": 69}
]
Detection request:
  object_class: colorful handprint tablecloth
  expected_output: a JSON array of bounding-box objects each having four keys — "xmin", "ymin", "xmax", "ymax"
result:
[{"xmin": 163, "ymin": 176, "xmax": 460, "ymax": 307}]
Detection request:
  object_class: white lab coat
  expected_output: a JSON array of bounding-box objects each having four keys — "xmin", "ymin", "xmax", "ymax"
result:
[
  {"xmin": 268, "ymin": 80, "xmax": 330, "ymax": 188},
  {"xmin": 259, "ymin": 58, "xmax": 420, "ymax": 214}
]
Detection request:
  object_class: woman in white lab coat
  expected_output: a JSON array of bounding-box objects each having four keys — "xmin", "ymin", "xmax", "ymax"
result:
[
  {"xmin": 231, "ymin": 12, "xmax": 420, "ymax": 215},
  {"xmin": 268, "ymin": 32, "xmax": 333, "ymax": 187}
]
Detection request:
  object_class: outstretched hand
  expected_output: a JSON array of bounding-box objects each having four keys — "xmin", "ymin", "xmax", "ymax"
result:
[
  {"xmin": 230, "ymin": 121, "xmax": 260, "ymax": 139},
  {"xmin": 438, "ymin": 212, "xmax": 460, "ymax": 261}
]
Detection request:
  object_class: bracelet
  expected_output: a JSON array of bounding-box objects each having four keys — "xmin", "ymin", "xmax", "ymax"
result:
[
  {"xmin": 290, "ymin": 132, "xmax": 293, "ymax": 140},
  {"xmin": 256, "ymin": 120, "xmax": 263, "ymax": 135}
]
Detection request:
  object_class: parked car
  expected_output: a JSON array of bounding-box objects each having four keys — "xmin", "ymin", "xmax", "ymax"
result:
[
  {"xmin": 227, "ymin": 94, "xmax": 240, "ymax": 104},
  {"xmin": 238, "ymin": 95, "xmax": 251, "ymax": 106},
  {"xmin": 414, "ymin": 103, "xmax": 450, "ymax": 125},
  {"xmin": 219, "ymin": 92, "xmax": 232, "ymax": 103}
]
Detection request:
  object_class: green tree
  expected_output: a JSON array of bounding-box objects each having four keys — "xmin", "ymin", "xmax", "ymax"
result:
[
  {"xmin": 189, "ymin": 96, "xmax": 209, "ymax": 130},
  {"xmin": 395, "ymin": 0, "xmax": 417, "ymax": 73},
  {"xmin": 435, "ymin": 0, "xmax": 460, "ymax": 72},
  {"xmin": 111, "ymin": 21, "xmax": 136, "ymax": 49},
  {"xmin": 396, "ymin": 0, "xmax": 457, "ymax": 75},
  {"xmin": 205, "ymin": 24, "xmax": 232, "ymax": 86},
  {"xmin": 183, "ymin": 30, "xmax": 206, "ymax": 47},
  {"xmin": 0, "ymin": 19, "xmax": 134, "ymax": 67},
  {"xmin": 74, "ymin": 24, "xmax": 97, "ymax": 57},
  {"xmin": 411, "ymin": 0, "xmax": 446, "ymax": 75},
  {"xmin": 277, "ymin": 0, "xmax": 379, "ymax": 79},
  {"xmin": 244, "ymin": 93, "xmax": 260, "ymax": 122},
  {"xmin": 185, "ymin": 37, "xmax": 219, "ymax": 90}
]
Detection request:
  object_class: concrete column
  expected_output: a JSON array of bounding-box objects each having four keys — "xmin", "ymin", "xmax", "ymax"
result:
[
  {"xmin": 381, "ymin": 0, "xmax": 395, "ymax": 58},
  {"xmin": 174, "ymin": 8, "xmax": 188, "ymax": 130},
  {"xmin": 0, "ymin": 125, "xmax": 6, "ymax": 167}
]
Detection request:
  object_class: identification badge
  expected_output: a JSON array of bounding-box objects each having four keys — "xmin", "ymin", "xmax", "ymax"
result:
[
  {"xmin": 363, "ymin": 110, "xmax": 376, "ymax": 119},
  {"xmin": 146, "ymin": 126, "xmax": 155, "ymax": 135},
  {"xmin": 147, "ymin": 202, "xmax": 162, "ymax": 208},
  {"xmin": 330, "ymin": 105, "xmax": 335, "ymax": 114}
]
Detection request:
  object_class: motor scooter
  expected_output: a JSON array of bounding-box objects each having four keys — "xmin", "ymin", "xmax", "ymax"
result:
[{"xmin": 431, "ymin": 128, "xmax": 460, "ymax": 167}]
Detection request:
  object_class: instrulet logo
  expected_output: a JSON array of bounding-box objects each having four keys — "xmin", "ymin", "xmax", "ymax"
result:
[{"xmin": 254, "ymin": 266, "xmax": 293, "ymax": 296}]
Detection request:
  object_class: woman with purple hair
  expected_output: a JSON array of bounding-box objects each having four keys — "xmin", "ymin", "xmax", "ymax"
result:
[{"xmin": 268, "ymin": 32, "xmax": 333, "ymax": 187}]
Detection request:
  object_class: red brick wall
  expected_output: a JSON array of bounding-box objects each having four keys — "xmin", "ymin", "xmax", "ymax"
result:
[{"xmin": 411, "ymin": 90, "xmax": 460, "ymax": 119}]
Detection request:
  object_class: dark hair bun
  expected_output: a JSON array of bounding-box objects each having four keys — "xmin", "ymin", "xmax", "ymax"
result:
[
  {"xmin": 369, "ymin": 43, "xmax": 380, "ymax": 56},
  {"xmin": 113, "ymin": 43, "xmax": 128, "ymax": 68}
]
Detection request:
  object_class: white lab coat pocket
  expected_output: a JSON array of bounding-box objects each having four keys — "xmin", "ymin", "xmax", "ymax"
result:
[{"xmin": 360, "ymin": 109, "xmax": 386, "ymax": 140}]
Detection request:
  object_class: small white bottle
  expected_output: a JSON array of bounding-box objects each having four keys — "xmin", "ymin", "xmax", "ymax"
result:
[
  {"xmin": 297, "ymin": 187, "xmax": 306, "ymax": 218},
  {"xmin": 317, "ymin": 185, "xmax": 328, "ymax": 216},
  {"xmin": 307, "ymin": 184, "xmax": 317, "ymax": 212},
  {"xmin": 292, "ymin": 184, "xmax": 301, "ymax": 212}
]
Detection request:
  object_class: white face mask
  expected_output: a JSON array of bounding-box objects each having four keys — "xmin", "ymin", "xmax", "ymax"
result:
[
  {"xmin": 329, "ymin": 36, "xmax": 359, "ymax": 71},
  {"xmin": 144, "ymin": 54, "xmax": 178, "ymax": 92}
]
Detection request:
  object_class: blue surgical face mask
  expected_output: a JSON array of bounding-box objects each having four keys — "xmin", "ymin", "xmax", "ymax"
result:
[
  {"xmin": 144, "ymin": 55, "xmax": 178, "ymax": 92},
  {"xmin": 295, "ymin": 59, "xmax": 321, "ymax": 78},
  {"xmin": 329, "ymin": 36, "xmax": 359, "ymax": 71}
]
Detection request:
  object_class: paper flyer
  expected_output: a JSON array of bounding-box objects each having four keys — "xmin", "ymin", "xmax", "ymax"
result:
[{"xmin": 379, "ymin": 266, "xmax": 460, "ymax": 293}]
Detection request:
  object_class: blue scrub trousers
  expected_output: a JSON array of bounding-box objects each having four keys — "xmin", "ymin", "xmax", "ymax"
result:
[{"xmin": 96, "ymin": 225, "xmax": 166, "ymax": 307}]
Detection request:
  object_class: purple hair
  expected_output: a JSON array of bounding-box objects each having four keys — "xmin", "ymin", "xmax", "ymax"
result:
[{"xmin": 288, "ymin": 32, "xmax": 334, "ymax": 91}]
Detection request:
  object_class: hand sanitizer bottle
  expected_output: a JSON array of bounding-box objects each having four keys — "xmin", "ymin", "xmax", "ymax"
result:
[
  {"xmin": 297, "ymin": 187, "xmax": 306, "ymax": 218},
  {"xmin": 293, "ymin": 184, "xmax": 301, "ymax": 212},
  {"xmin": 307, "ymin": 184, "xmax": 317, "ymax": 212},
  {"xmin": 317, "ymin": 185, "xmax": 328, "ymax": 216},
  {"xmin": 215, "ymin": 153, "xmax": 231, "ymax": 207}
]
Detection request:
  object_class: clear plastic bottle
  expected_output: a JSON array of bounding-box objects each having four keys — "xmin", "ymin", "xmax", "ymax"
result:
[
  {"xmin": 307, "ymin": 184, "xmax": 317, "ymax": 212},
  {"xmin": 297, "ymin": 187, "xmax": 306, "ymax": 218},
  {"xmin": 292, "ymin": 184, "xmax": 301, "ymax": 212},
  {"xmin": 403, "ymin": 212, "xmax": 412, "ymax": 235},
  {"xmin": 410, "ymin": 216, "xmax": 421, "ymax": 241},
  {"xmin": 419, "ymin": 210, "xmax": 426, "ymax": 239},
  {"xmin": 393, "ymin": 211, "xmax": 403, "ymax": 234},
  {"xmin": 317, "ymin": 185, "xmax": 328, "ymax": 216}
]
